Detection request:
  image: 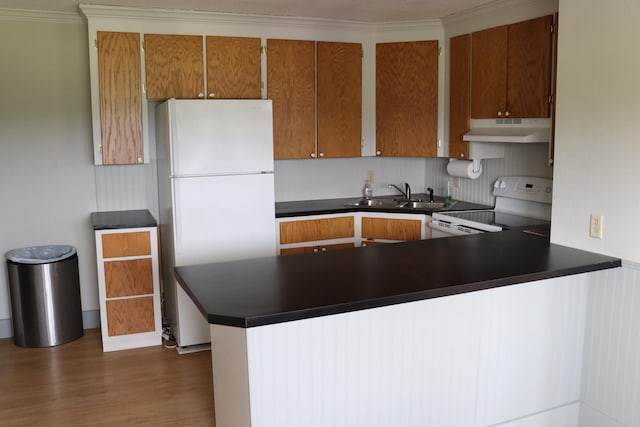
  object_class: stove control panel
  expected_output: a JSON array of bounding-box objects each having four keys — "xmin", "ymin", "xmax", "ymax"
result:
[{"xmin": 493, "ymin": 176, "xmax": 553, "ymax": 204}]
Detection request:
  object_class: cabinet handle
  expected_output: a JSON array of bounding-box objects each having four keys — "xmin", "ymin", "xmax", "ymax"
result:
[
  {"xmin": 362, "ymin": 242, "xmax": 368, "ymax": 247},
  {"xmin": 497, "ymin": 111, "xmax": 502, "ymax": 117},
  {"xmin": 209, "ymin": 92, "xmax": 215, "ymax": 98},
  {"xmin": 310, "ymin": 153, "xmax": 317, "ymax": 158},
  {"xmin": 198, "ymin": 93, "xmax": 204, "ymax": 98},
  {"xmin": 321, "ymin": 247, "xmax": 327, "ymax": 252},
  {"xmin": 313, "ymin": 248, "xmax": 319, "ymax": 252},
  {"xmin": 319, "ymin": 152, "xmax": 324, "ymax": 158},
  {"xmin": 505, "ymin": 111, "xmax": 510, "ymax": 117},
  {"xmin": 376, "ymin": 150, "xmax": 381, "ymax": 156},
  {"xmin": 460, "ymin": 153, "xmax": 465, "ymax": 158}
]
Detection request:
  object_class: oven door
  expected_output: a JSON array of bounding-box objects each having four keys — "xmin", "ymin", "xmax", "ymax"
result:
[{"xmin": 429, "ymin": 220, "xmax": 486, "ymax": 238}]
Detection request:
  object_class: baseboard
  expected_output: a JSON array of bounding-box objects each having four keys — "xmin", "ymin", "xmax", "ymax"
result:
[
  {"xmin": 490, "ymin": 402, "xmax": 580, "ymax": 427},
  {"xmin": 82, "ymin": 309, "xmax": 101, "ymax": 330},
  {"xmin": 176, "ymin": 343, "xmax": 211, "ymax": 354},
  {"xmin": 578, "ymin": 403, "xmax": 628, "ymax": 427},
  {"xmin": 0, "ymin": 309, "xmax": 101, "ymax": 340}
]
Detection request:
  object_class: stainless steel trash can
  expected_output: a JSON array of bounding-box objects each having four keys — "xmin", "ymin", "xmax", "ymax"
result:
[{"xmin": 6, "ymin": 245, "xmax": 84, "ymax": 347}]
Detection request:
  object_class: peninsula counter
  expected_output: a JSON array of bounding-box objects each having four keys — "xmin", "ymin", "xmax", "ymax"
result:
[{"xmin": 175, "ymin": 231, "xmax": 620, "ymax": 427}]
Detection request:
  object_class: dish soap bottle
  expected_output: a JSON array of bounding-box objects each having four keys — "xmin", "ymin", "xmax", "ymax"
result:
[{"xmin": 363, "ymin": 170, "xmax": 374, "ymax": 199}]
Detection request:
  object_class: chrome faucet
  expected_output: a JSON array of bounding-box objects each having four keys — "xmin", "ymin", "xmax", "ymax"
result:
[{"xmin": 388, "ymin": 182, "xmax": 412, "ymax": 200}]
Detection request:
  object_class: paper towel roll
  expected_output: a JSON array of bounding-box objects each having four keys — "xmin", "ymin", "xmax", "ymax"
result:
[{"xmin": 446, "ymin": 160, "xmax": 482, "ymax": 179}]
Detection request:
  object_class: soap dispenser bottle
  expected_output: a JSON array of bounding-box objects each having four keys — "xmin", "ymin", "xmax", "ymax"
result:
[
  {"xmin": 363, "ymin": 181, "xmax": 374, "ymax": 199},
  {"xmin": 363, "ymin": 170, "xmax": 374, "ymax": 199}
]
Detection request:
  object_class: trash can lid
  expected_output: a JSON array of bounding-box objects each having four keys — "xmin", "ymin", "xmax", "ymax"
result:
[{"xmin": 5, "ymin": 245, "xmax": 77, "ymax": 264}]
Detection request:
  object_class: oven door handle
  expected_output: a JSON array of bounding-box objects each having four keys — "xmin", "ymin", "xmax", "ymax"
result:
[
  {"xmin": 429, "ymin": 221, "xmax": 474, "ymax": 236},
  {"xmin": 430, "ymin": 221, "xmax": 486, "ymax": 236}
]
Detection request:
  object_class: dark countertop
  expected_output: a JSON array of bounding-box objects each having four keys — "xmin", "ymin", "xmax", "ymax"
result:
[
  {"xmin": 90, "ymin": 209, "xmax": 157, "ymax": 230},
  {"xmin": 175, "ymin": 230, "xmax": 621, "ymax": 328},
  {"xmin": 275, "ymin": 194, "xmax": 492, "ymax": 217}
]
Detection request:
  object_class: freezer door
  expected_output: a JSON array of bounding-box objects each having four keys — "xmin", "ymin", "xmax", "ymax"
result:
[
  {"xmin": 169, "ymin": 99, "xmax": 274, "ymax": 176},
  {"xmin": 172, "ymin": 174, "xmax": 276, "ymax": 266}
]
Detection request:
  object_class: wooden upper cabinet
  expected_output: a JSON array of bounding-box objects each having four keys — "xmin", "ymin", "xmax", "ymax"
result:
[
  {"xmin": 144, "ymin": 34, "xmax": 204, "ymax": 100},
  {"xmin": 376, "ymin": 40, "xmax": 439, "ymax": 158},
  {"xmin": 267, "ymin": 39, "xmax": 316, "ymax": 160},
  {"xmin": 507, "ymin": 15, "xmax": 553, "ymax": 118},
  {"xmin": 471, "ymin": 25, "xmax": 508, "ymax": 119},
  {"xmin": 317, "ymin": 41, "xmax": 362, "ymax": 158},
  {"xmin": 471, "ymin": 15, "xmax": 553, "ymax": 119},
  {"xmin": 449, "ymin": 34, "xmax": 471, "ymax": 160},
  {"xmin": 97, "ymin": 31, "xmax": 143, "ymax": 165},
  {"xmin": 206, "ymin": 36, "xmax": 262, "ymax": 99}
]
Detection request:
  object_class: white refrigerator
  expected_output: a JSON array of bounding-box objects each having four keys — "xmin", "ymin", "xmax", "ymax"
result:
[{"xmin": 156, "ymin": 99, "xmax": 276, "ymax": 350}]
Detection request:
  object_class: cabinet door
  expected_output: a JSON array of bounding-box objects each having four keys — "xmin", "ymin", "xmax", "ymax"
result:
[
  {"xmin": 106, "ymin": 297, "xmax": 156, "ymax": 336},
  {"xmin": 97, "ymin": 31, "xmax": 143, "ymax": 165},
  {"xmin": 105, "ymin": 258, "xmax": 153, "ymax": 298},
  {"xmin": 507, "ymin": 15, "xmax": 553, "ymax": 118},
  {"xmin": 267, "ymin": 39, "xmax": 316, "ymax": 160},
  {"xmin": 361, "ymin": 217, "xmax": 422, "ymax": 241},
  {"xmin": 206, "ymin": 36, "xmax": 262, "ymax": 99},
  {"xmin": 471, "ymin": 25, "xmax": 508, "ymax": 118},
  {"xmin": 376, "ymin": 41, "xmax": 439, "ymax": 157},
  {"xmin": 279, "ymin": 216, "xmax": 355, "ymax": 244},
  {"xmin": 449, "ymin": 34, "xmax": 471, "ymax": 160},
  {"xmin": 317, "ymin": 41, "xmax": 362, "ymax": 158},
  {"xmin": 144, "ymin": 34, "xmax": 204, "ymax": 100}
]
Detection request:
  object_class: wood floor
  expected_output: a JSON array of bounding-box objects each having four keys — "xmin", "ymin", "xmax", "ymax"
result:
[{"xmin": 0, "ymin": 329, "xmax": 215, "ymax": 426}]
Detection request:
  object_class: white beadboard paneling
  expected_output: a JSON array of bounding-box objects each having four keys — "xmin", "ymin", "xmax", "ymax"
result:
[
  {"xmin": 581, "ymin": 263, "xmax": 640, "ymax": 427},
  {"xmin": 488, "ymin": 402, "xmax": 579, "ymax": 427},
  {"xmin": 94, "ymin": 164, "xmax": 159, "ymax": 219},
  {"xmin": 476, "ymin": 275, "xmax": 588, "ymax": 426},
  {"xmin": 246, "ymin": 293, "xmax": 482, "ymax": 427},
  {"xmin": 275, "ymin": 143, "xmax": 551, "ymax": 205},
  {"xmin": 578, "ymin": 403, "xmax": 628, "ymax": 427},
  {"xmin": 274, "ymin": 157, "xmax": 429, "ymax": 201},
  {"xmin": 425, "ymin": 144, "xmax": 553, "ymax": 206},
  {"xmin": 210, "ymin": 275, "xmax": 592, "ymax": 427}
]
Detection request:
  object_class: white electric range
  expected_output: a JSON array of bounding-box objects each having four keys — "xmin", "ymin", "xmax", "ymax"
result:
[{"xmin": 430, "ymin": 176, "xmax": 553, "ymax": 238}]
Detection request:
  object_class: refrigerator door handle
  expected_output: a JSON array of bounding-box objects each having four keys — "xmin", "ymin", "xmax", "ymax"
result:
[{"xmin": 170, "ymin": 171, "xmax": 273, "ymax": 179}]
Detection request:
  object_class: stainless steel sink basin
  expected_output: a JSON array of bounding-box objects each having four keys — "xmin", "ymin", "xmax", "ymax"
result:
[
  {"xmin": 352, "ymin": 198, "xmax": 401, "ymax": 208},
  {"xmin": 400, "ymin": 201, "xmax": 446, "ymax": 209},
  {"xmin": 345, "ymin": 197, "xmax": 456, "ymax": 211}
]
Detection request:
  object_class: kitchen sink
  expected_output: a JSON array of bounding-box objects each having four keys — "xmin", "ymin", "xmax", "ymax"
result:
[
  {"xmin": 400, "ymin": 200, "xmax": 446, "ymax": 209},
  {"xmin": 351, "ymin": 198, "xmax": 401, "ymax": 208},
  {"xmin": 345, "ymin": 197, "xmax": 455, "ymax": 211}
]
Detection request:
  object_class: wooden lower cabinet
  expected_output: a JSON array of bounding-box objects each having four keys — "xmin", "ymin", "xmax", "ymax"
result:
[
  {"xmin": 360, "ymin": 213, "xmax": 430, "ymax": 244},
  {"xmin": 277, "ymin": 213, "xmax": 431, "ymax": 253},
  {"xmin": 95, "ymin": 227, "xmax": 162, "ymax": 352},
  {"xmin": 278, "ymin": 215, "xmax": 356, "ymax": 255}
]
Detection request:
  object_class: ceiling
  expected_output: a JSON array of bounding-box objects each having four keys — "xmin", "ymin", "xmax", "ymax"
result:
[{"xmin": 0, "ymin": 0, "xmax": 499, "ymax": 22}]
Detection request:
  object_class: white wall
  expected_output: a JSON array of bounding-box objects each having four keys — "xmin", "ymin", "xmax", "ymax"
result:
[
  {"xmin": 0, "ymin": 15, "xmax": 99, "ymax": 332},
  {"xmin": 552, "ymin": 0, "xmax": 640, "ymax": 263},
  {"xmin": 553, "ymin": 1, "xmax": 640, "ymax": 426}
]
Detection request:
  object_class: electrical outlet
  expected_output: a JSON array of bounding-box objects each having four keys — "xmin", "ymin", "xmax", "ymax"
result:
[{"xmin": 590, "ymin": 213, "xmax": 603, "ymax": 239}]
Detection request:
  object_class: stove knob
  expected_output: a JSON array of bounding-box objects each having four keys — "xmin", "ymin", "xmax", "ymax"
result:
[
  {"xmin": 500, "ymin": 181, "xmax": 507, "ymax": 189},
  {"xmin": 494, "ymin": 180, "xmax": 501, "ymax": 188}
]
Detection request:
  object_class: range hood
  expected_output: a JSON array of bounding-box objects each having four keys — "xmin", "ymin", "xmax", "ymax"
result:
[{"xmin": 463, "ymin": 118, "xmax": 551, "ymax": 143}]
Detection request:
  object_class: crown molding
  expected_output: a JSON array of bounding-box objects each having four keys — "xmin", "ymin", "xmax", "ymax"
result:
[
  {"xmin": 442, "ymin": 0, "xmax": 558, "ymax": 29},
  {"xmin": 0, "ymin": 7, "xmax": 83, "ymax": 24},
  {"xmin": 78, "ymin": 3, "xmax": 443, "ymax": 33}
]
